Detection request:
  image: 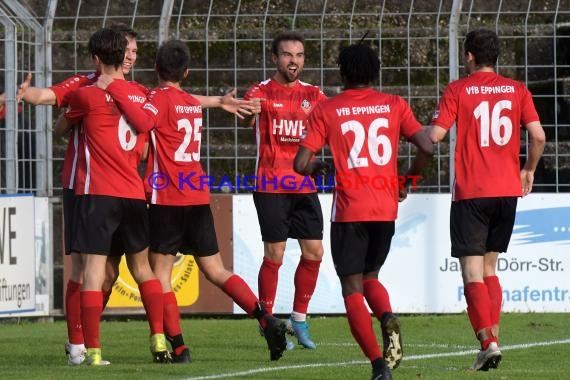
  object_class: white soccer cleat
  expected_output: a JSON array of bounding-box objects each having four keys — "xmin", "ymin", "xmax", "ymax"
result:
[
  {"xmin": 65, "ymin": 342, "xmax": 86, "ymax": 366},
  {"xmin": 470, "ymin": 342, "xmax": 502, "ymax": 371}
]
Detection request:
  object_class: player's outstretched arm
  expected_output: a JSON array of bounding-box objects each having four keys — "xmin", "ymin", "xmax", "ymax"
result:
[
  {"xmin": 193, "ymin": 89, "xmax": 256, "ymax": 119},
  {"xmin": 18, "ymin": 73, "xmax": 58, "ymax": 106}
]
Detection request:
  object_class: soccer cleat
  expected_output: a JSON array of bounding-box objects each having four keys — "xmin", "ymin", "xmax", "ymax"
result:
[
  {"xmin": 381, "ymin": 312, "xmax": 403, "ymax": 369},
  {"xmin": 171, "ymin": 347, "xmax": 191, "ymax": 364},
  {"xmin": 65, "ymin": 342, "xmax": 86, "ymax": 366},
  {"xmin": 370, "ymin": 366, "xmax": 393, "ymax": 380},
  {"xmin": 149, "ymin": 333, "xmax": 172, "ymax": 363},
  {"xmin": 84, "ymin": 348, "xmax": 110, "ymax": 366},
  {"xmin": 262, "ymin": 315, "xmax": 288, "ymax": 361},
  {"xmin": 260, "ymin": 323, "xmax": 295, "ymax": 350},
  {"xmin": 289, "ymin": 317, "xmax": 317, "ymax": 349},
  {"xmin": 470, "ymin": 342, "xmax": 502, "ymax": 371}
]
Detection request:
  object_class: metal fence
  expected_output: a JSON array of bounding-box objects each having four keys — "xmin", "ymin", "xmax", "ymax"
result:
[{"xmin": 2, "ymin": 0, "xmax": 570, "ymax": 197}]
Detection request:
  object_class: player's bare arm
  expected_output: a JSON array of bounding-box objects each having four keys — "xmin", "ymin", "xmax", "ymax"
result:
[
  {"xmin": 53, "ymin": 110, "xmax": 73, "ymax": 137},
  {"xmin": 426, "ymin": 124, "xmax": 448, "ymax": 143},
  {"xmin": 19, "ymin": 72, "xmax": 58, "ymax": 105},
  {"xmin": 521, "ymin": 120, "xmax": 546, "ymax": 196},
  {"xmin": 399, "ymin": 130, "xmax": 435, "ymax": 201},
  {"xmin": 293, "ymin": 146, "xmax": 329, "ymax": 177},
  {"xmin": 192, "ymin": 89, "xmax": 256, "ymax": 119}
]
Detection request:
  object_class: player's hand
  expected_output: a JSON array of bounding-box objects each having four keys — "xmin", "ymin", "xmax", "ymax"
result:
[
  {"xmin": 520, "ymin": 169, "xmax": 534, "ymax": 196},
  {"xmin": 16, "ymin": 72, "xmax": 33, "ymax": 102},
  {"xmin": 309, "ymin": 159, "xmax": 330, "ymax": 179},
  {"xmin": 96, "ymin": 74, "xmax": 114, "ymax": 90},
  {"xmin": 220, "ymin": 88, "xmax": 257, "ymax": 119},
  {"xmin": 398, "ymin": 187, "xmax": 408, "ymax": 202}
]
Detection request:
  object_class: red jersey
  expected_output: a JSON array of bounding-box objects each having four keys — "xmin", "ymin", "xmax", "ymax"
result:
[
  {"xmin": 301, "ymin": 88, "xmax": 422, "ymax": 222},
  {"xmin": 431, "ymin": 71, "xmax": 540, "ymax": 200},
  {"xmin": 65, "ymin": 80, "xmax": 148, "ymax": 199},
  {"xmin": 244, "ymin": 78, "xmax": 326, "ymax": 193},
  {"xmin": 50, "ymin": 72, "xmax": 98, "ymax": 189},
  {"xmin": 105, "ymin": 82, "xmax": 209, "ymax": 206}
]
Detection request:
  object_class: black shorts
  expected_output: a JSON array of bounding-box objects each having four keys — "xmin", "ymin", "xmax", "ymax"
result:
[
  {"xmin": 450, "ymin": 197, "xmax": 518, "ymax": 258},
  {"xmin": 149, "ymin": 204, "xmax": 219, "ymax": 257},
  {"xmin": 253, "ymin": 192, "xmax": 323, "ymax": 243},
  {"xmin": 330, "ymin": 221, "xmax": 395, "ymax": 277},
  {"xmin": 72, "ymin": 195, "xmax": 149, "ymax": 256},
  {"xmin": 62, "ymin": 188, "xmax": 77, "ymax": 255}
]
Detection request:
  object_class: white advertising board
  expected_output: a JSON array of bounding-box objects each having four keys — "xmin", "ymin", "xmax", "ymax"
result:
[
  {"xmin": 0, "ymin": 195, "xmax": 36, "ymax": 314},
  {"xmin": 233, "ymin": 193, "xmax": 570, "ymax": 313}
]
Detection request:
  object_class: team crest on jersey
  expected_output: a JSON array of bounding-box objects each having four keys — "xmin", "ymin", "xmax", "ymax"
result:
[{"xmin": 301, "ymin": 99, "xmax": 312, "ymax": 113}]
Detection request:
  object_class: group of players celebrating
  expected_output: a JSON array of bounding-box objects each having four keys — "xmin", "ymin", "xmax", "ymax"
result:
[{"xmin": 18, "ymin": 23, "xmax": 545, "ymax": 380}]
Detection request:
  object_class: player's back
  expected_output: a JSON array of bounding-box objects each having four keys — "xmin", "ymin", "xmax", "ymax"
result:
[
  {"xmin": 66, "ymin": 81, "xmax": 147, "ymax": 200},
  {"xmin": 145, "ymin": 86, "xmax": 209, "ymax": 206},
  {"xmin": 434, "ymin": 71, "xmax": 539, "ymax": 200},
  {"xmin": 311, "ymin": 87, "xmax": 421, "ymax": 221}
]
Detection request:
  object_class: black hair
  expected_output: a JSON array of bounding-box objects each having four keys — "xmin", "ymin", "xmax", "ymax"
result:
[
  {"xmin": 88, "ymin": 28, "xmax": 126, "ymax": 69},
  {"xmin": 337, "ymin": 43, "xmax": 380, "ymax": 87},
  {"xmin": 464, "ymin": 28, "xmax": 500, "ymax": 67},
  {"xmin": 271, "ymin": 31, "xmax": 305, "ymax": 56},
  {"xmin": 155, "ymin": 40, "xmax": 190, "ymax": 83},
  {"xmin": 109, "ymin": 22, "xmax": 138, "ymax": 40}
]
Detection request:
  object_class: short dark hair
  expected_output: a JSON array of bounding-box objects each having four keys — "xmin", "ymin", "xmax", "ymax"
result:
[
  {"xmin": 337, "ymin": 43, "xmax": 380, "ymax": 86},
  {"xmin": 155, "ymin": 40, "xmax": 190, "ymax": 83},
  {"xmin": 109, "ymin": 22, "xmax": 138, "ymax": 40},
  {"xmin": 88, "ymin": 28, "xmax": 126, "ymax": 69},
  {"xmin": 271, "ymin": 31, "xmax": 305, "ymax": 55},
  {"xmin": 464, "ymin": 28, "xmax": 500, "ymax": 67}
]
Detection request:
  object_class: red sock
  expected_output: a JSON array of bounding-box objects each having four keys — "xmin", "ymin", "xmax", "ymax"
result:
[
  {"xmin": 293, "ymin": 258, "xmax": 321, "ymax": 314},
  {"xmin": 344, "ymin": 293, "xmax": 382, "ymax": 362},
  {"xmin": 139, "ymin": 279, "xmax": 164, "ymax": 335},
  {"xmin": 258, "ymin": 257, "xmax": 282, "ymax": 314},
  {"xmin": 102, "ymin": 288, "xmax": 113, "ymax": 309},
  {"xmin": 222, "ymin": 274, "xmax": 259, "ymax": 317},
  {"xmin": 66, "ymin": 280, "xmax": 84, "ymax": 345},
  {"xmin": 80, "ymin": 290, "xmax": 103, "ymax": 348},
  {"xmin": 483, "ymin": 276, "xmax": 502, "ymax": 328},
  {"xmin": 464, "ymin": 282, "xmax": 495, "ymax": 348},
  {"xmin": 362, "ymin": 279, "xmax": 392, "ymax": 320},
  {"xmin": 163, "ymin": 291, "xmax": 182, "ymax": 338}
]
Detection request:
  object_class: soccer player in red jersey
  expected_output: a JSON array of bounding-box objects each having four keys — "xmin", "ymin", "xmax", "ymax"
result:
[
  {"xmin": 240, "ymin": 31, "xmax": 326, "ymax": 350},
  {"xmin": 294, "ymin": 43, "xmax": 434, "ymax": 380},
  {"xmin": 427, "ymin": 29, "xmax": 546, "ymax": 371},
  {"xmin": 20, "ymin": 23, "xmax": 255, "ymax": 365},
  {"xmin": 64, "ymin": 28, "xmax": 171, "ymax": 366},
  {"xmin": 18, "ymin": 23, "xmax": 139, "ymax": 365},
  {"xmin": 97, "ymin": 39, "xmax": 289, "ymax": 362}
]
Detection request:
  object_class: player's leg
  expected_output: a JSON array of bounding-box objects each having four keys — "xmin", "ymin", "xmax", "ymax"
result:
[
  {"xmin": 332, "ymin": 221, "xmax": 391, "ymax": 380},
  {"xmin": 102, "ymin": 236, "xmax": 123, "ymax": 308},
  {"xmin": 362, "ymin": 222, "xmax": 402, "ymax": 370},
  {"xmin": 481, "ymin": 196, "xmax": 517, "ymax": 369},
  {"xmin": 253, "ymin": 192, "xmax": 290, "ymax": 315},
  {"xmin": 62, "ymin": 188, "xmax": 86, "ymax": 365},
  {"xmin": 149, "ymin": 204, "xmax": 190, "ymax": 363},
  {"xmin": 289, "ymin": 193, "xmax": 324, "ymax": 349},
  {"xmin": 74, "ymin": 194, "xmax": 118, "ymax": 366},
  {"xmin": 121, "ymin": 199, "xmax": 169, "ymax": 363},
  {"xmin": 452, "ymin": 198, "xmax": 501, "ymax": 371},
  {"xmin": 188, "ymin": 204, "xmax": 288, "ymax": 361}
]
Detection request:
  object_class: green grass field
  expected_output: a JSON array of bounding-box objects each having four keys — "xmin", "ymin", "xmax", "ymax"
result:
[{"xmin": 1, "ymin": 313, "xmax": 568, "ymax": 379}]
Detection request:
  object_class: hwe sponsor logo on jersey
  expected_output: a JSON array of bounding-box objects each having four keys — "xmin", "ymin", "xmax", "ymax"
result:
[{"xmin": 272, "ymin": 119, "xmax": 305, "ymax": 142}]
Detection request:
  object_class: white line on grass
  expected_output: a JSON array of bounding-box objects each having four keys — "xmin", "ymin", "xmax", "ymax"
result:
[{"xmin": 182, "ymin": 338, "xmax": 570, "ymax": 380}]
